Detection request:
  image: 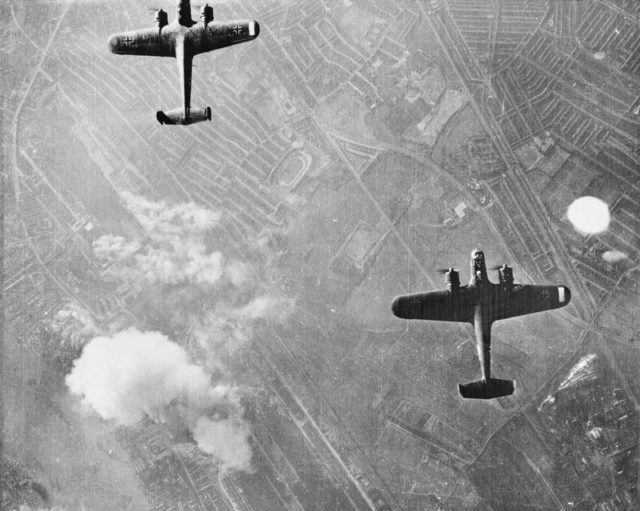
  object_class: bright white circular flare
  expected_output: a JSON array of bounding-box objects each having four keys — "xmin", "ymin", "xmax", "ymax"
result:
[{"xmin": 567, "ymin": 196, "xmax": 610, "ymax": 235}]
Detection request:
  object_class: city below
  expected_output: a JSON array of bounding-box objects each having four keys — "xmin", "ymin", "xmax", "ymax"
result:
[{"xmin": 2, "ymin": 0, "xmax": 640, "ymax": 510}]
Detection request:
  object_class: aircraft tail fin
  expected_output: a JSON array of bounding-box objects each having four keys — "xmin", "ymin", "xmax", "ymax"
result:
[
  {"xmin": 156, "ymin": 106, "xmax": 211, "ymax": 125},
  {"xmin": 458, "ymin": 378, "xmax": 515, "ymax": 399}
]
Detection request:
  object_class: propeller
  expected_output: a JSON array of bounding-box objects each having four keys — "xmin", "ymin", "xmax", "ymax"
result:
[
  {"xmin": 436, "ymin": 268, "xmax": 459, "ymax": 274},
  {"xmin": 487, "ymin": 263, "xmax": 511, "ymax": 271},
  {"xmin": 145, "ymin": 1, "xmax": 208, "ymax": 9},
  {"xmin": 146, "ymin": 2, "xmax": 213, "ymax": 26}
]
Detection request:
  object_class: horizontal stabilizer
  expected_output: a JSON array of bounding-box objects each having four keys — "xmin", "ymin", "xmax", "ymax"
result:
[
  {"xmin": 156, "ymin": 107, "xmax": 211, "ymax": 125},
  {"xmin": 458, "ymin": 378, "xmax": 515, "ymax": 400}
]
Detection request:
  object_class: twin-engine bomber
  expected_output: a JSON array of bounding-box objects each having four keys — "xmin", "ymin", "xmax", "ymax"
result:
[
  {"xmin": 107, "ymin": 0, "xmax": 259, "ymax": 125},
  {"xmin": 392, "ymin": 249, "xmax": 571, "ymax": 400},
  {"xmin": 107, "ymin": 7, "xmax": 570, "ymax": 405}
]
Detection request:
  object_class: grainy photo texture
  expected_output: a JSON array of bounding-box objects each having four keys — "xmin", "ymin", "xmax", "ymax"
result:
[{"xmin": 2, "ymin": 0, "xmax": 640, "ymax": 510}]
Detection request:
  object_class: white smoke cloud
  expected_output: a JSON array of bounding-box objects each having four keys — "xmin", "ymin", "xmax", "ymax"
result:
[
  {"xmin": 92, "ymin": 234, "xmax": 141, "ymax": 263},
  {"xmin": 602, "ymin": 250, "xmax": 627, "ymax": 264},
  {"xmin": 123, "ymin": 192, "xmax": 221, "ymax": 236},
  {"xmin": 51, "ymin": 302, "xmax": 101, "ymax": 346},
  {"xmin": 74, "ymin": 195, "xmax": 295, "ymax": 472},
  {"xmin": 66, "ymin": 329, "xmax": 253, "ymax": 471},
  {"xmin": 67, "ymin": 329, "xmax": 211, "ymax": 424},
  {"xmin": 93, "ymin": 194, "xmax": 226, "ymax": 286},
  {"xmin": 236, "ymin": 295, "xmax": 292, "ymax": 320},
  {"xmin": 193, "ymin": 295, "xmax": 295, "ymax": 372},
  {"xmin": 193, "ymin": 416, "xmax": 253, "ymax": 473},
  {"xmin": 224, "ymin": 259, "xmax": 252, "ymax": 288}
]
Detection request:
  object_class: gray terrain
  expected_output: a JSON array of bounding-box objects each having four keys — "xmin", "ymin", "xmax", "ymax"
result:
[{"xmin": 2, "ymin": 0, "xmax": 640, "ymax": 510}]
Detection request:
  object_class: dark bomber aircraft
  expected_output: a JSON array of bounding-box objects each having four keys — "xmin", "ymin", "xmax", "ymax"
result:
[
  {"xmin": 107, "ymin": 1, "xmax": 259, "ymax": 125},
  {"xmin": 392, "ymin": 249, "xmax": 571, "ymax": 399}
]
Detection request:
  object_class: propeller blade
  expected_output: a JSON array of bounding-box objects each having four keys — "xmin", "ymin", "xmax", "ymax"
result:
[
  {"xmin": 146, "ymin": 2, "xmax": 206, "ymax": 10},
  {"xmin": 436, "ymin": 268, "xmax": 458, "ymax": 274},
  {"xmin": 488, "ymin": 263, "xmax": 508, "ymax": 271}
]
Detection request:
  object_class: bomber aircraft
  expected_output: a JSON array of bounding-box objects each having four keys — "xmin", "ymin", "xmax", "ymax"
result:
[
  {"xmin": 107, "ymin": 1, "xmax": 259, "ymax": 125},
  {"xmin": 391, "ymin": 249, "xmax": 571, "ymax": 399}
]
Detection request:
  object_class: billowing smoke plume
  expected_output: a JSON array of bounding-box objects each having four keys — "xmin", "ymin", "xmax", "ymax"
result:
[
  {"xmin": 51, "ymin": 303, "xmax": 100, "ymax": 345},
  {"xmin": 224, "ymin": 259, "xmax": 251, "ymax": 287},
  {"xmin": 68, "ymin": 194, "xmax": 294, "ymax": 472},
  {"xmin": 193, "ymin": 416, "xmax": 253, "ymax": 473},
  {"xmin": 92, "ymin": 193, "xmax": 294, "ymax": 339},
  {"xmin": 66, "ymin": 329, "xmax": 252, "ymax": 472},
  {"xmin": 193, "ymin": 295, "xmax": 295, "ymax": 373},
  {"xmin": 72, "ymin": 194, "xmax": 293, "ymax": 470},
  {"xmin": 93, "ymin": 193, "xmax": 225, "ymax": 286},
  {"xmin": 124, "ymin": 192, "xmax": 221, "ymax": 235}
]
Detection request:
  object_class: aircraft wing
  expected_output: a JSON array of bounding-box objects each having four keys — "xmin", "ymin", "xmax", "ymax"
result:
[
  {"xmin": 108, "ymin": 28, "xmax": 173, "ymax": 57},
  {"xmin": 391, "ymin": 288, "xmax": 475, "ymax": 323},
  {"xmin": 191, "ymin": 20, "xmax": 260, "ymax": 55},
  {"xmin": 491, "ymin": 284, "xmax": 571, "ymax": 322}
]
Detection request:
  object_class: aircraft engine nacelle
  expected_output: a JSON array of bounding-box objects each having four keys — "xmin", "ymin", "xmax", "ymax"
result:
[
  {"xmin": 155, "ymin": 9, "xmax": 168, "ymax": 29},
  {"xmin": 499, "ymin": 265, "xmax": 514, "ymax": 288},
  {"xmin": 200, "ymin": 4, "xmax": 214, "ymax": 25},
  {"xmin": 445, "ymin": 269, "xmax": 460, "ymax": 292}
]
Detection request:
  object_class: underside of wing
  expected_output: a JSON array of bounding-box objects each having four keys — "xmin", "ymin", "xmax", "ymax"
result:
[
  {"xmin": 191, "ymin": 20, "xmax": 260, "ymax": 55},
  {"xmin": 108, "ymin": 28, "xmax": 173, "ymax": 57},
  {"xmin": 392, "ymin": 288, "xmax": 474, "ymax": 323},
  {"xmin": 492, "ymin": 284, "xmax": 571, "ymax": 322}
]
